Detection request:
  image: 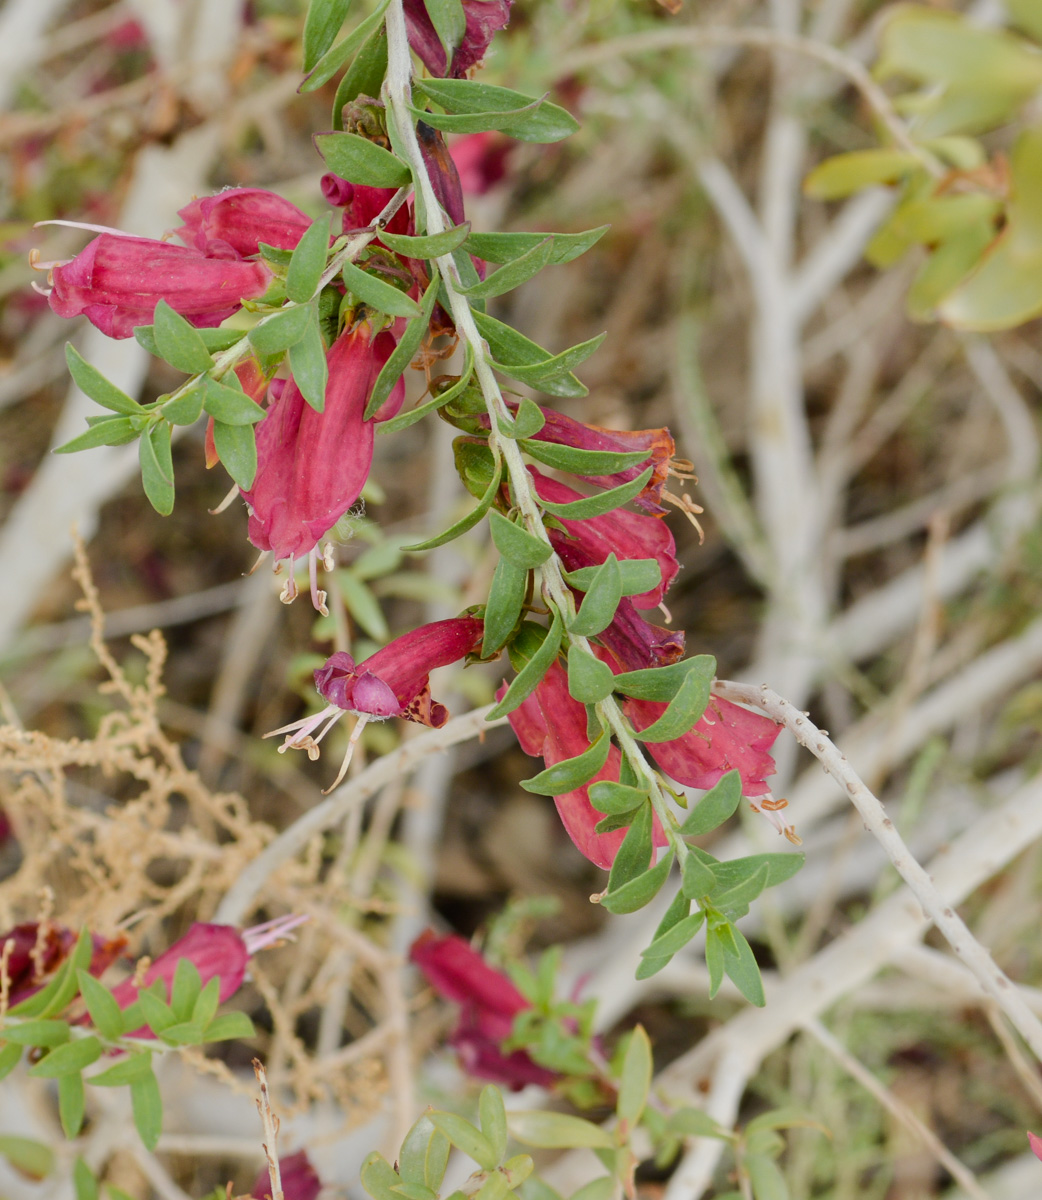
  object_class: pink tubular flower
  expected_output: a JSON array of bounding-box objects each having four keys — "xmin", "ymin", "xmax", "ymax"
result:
[
  {"xmin": 268, "ymin": 617, "xmax": 485, "ymax": 790},
  {"xmin": 530, "ymin": 469, "xmax": 678, "ymax": 610},
  {"xmin": 241, "ymin": 323, "xmax": 403, "ymax": 608},
  {"xmin": 1029, "ymin": 1132, "xmax": 1042, "ymax": 1163},
  {"xmin": 108, "ymin": 916, "xmax": 306, "ymax": 1023},
  {"xmin": 410, "ymin": 930, "xmax": 557, "ymax": 1089},
  {"xmin": 1, "ymin": 923, "xmax": 126, "ymax": 1010},
  {"xmin": 174, "ymin": 187, "xmax": 312, "ymax": 259},
  {"xmin": 502, "ymin": 660, "xmax": 668, "ymax": 869},
  {"xmin": 44, "ymin": 233, "xmax": 272, "ymax": 339},
  {"xmin": 252, "ymin": 1151, "xmax": 322, "ymax": 1200},
  {"xmin": 403, "ymin": 0, "xmax": 513, "ymax": 78}
]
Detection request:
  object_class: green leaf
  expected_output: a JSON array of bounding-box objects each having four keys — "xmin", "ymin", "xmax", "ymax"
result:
[
  {"xmin": 54, "ymin": 416, "xmax": 139, "ymax": 453},
  {"xmin": 403, "ymin": 452, "xmax": 501, "ymax": 551},
  {"xmin": 519, "ymin": 440, "xmax": 647, "ymax": 476},
  {"xmin": 492, "ymin": 332, "xmax": 605, "ymax": 390},
  {"xmin": 158, "ymin": 1021, "xmax": 207, "ymax": 1045},
  {"xmin": 0, "ymin": 1019, "xmax": 71, "ymax": 1046},
  {"xmin": 131, "ymin": 1069, "xmax": 164, "ymax": 1150},
  {"xmin": 471, "ymin": 311, "xmax": 587, "ymax": 398},
  {"xmin": 508, "ymin": 1111, "xmax": 613, "ymax": 1150},
  {"xmin": 464, "ymin": 227, "xmax": 609, "ymax": 266},
  {"xmin": 498, "ymin": 397, "xmax": 545, "ymax": 440},
  {"xmin": 521, "ymin": 728, "xmax": 611, "ymax": 796},
  {"xmin": 212, "ymin": 420, "xmax": 257, "ymax": 490},
  {"xmin": 0, "ymin": 1136, "xmax": 55, "ymax": 1180},
  {"xmin": 399, "ymin": 1115, "xmax": 451, "ymax": 1191},
  {"xmin": 569, "ymin": 554, "xmax": 622, "ymax": 637},
  {"xmin": 588, "ymin": 780, "xmax": 647, "ymax": 814},
  {"xmin": 151, "ymin": 300, "xmax": 214, "ymax": 375},
  {"xmin": 0, "ymin": 1042, "xmax": 22, "ymax": 1079},
  {"xmin": 602, "ymin": 851, "xmax": 673, "ymax": 914},
  {"xmin": 136, "ymin": 985, "xmax": 177, "ymax": 1036},
  {"xmin": 678, "ymin": 771, "xmax": 742, "ymax": 836},
  {"xmin": 73, "ymin": 1158, "xmax": 98, "ymax": 1200},
  {"xmin": 65, "ymin": 344, "xmax": 141, "ymax": 413},
  {"xmin": 413, "ymin": 79, "xmax": 580, "ymax": 144},
  {"xmin": 566, "ymin": 558, "xmax": 661, "ymax": 597},
  {"xmin": 201, "ymin": 1011, "xmax": 257, "ymax": 1042},
  {"xmin": 426, "ymin": 0, "xmax": 466, "ymax": 64},
  {"xmin": 29, "ymin": 1035, "xmax": 103, "ymax": 1078},
  {"xmin": 712, "ymin": 863, "xmax": 772, "ymax": 917},
  {"xmin": 286, "ymin": 214, "xmax": 332, "ymax": 304},
  {"xmin": 315, "ymin": 131, "xmax": 411, "ymax": 188},
  {"xmin": 203, "ymin": 377, "xmax": 265, "ymax": 425},
  {"xmin": 803, "ymin": 149, "xmax": 920, "ymax": 200},
  {"xmin": 568, "ymin": 1181, "xmax": 614, "ymax": 1200},
  {"xmin": 640, "ymin": 910, "xmax": 706, "ymax": 959},
  {"xmin": 612, "ymin": 655, "xmax": 716, "ymax": 703},
  {"xmin": 191, "ymin": 976, "xmax": 221, "ymax": 1030},
  {"xmin": 58, "ymin": 1072, "xmax": 86, "ymax": 1138},
  {"xmin": 479, "ymin": 1085, "xmax": 508, "ymax": 1166},
  {"xmin": 488, "ymin": 510, "xmax": 552, "ymax": 569},
  {"xmin": 482, "ymin": 556, "xmax": 527, "ymax": 656},
  {"xmin": 635, "ymin": 890, "xmax": 695, "ymax": 980},
  {"xmin": 379, "ymin": 224, "xmax": 471, "ymax": 258},
  {"xmin": 607, "ymin": 803, "xmax": 653, "ymax": 891},
  {"xmin": 475, "ymin": 1174, "xmax": 509, "ymax": 1200},
  {"xmin": 566, "ymin": 645, "xmax": 614, "ymax": 704},
  {"xmin": 301, "ymin": 0, "xmax": 389, "ymax": 94},
  {"xmin": 342, "ymin": 260, "xmax": 422, "ymax": 318},
  {"xmin": 631, "ymin": 667, "xmax": 712, "ymax": 743},
  {"xmin": 745, "ymin": 1154, "xmax": 787, "ymax": 1200},
  {"xmin": 248, "ymin": 303, "xmax": 314, "ymax": 355},
  {"xmin": 303, "ymin": 0, "xmax": 353, "ymax": 72},
  {"xmin": 682, "ymin": 851, "xmax": 718, "ymax": 898},
  {"xmin": 428, "ymin": 1112, "xmax": 497, "ymax": 1170},
  {"xmin": 331, "ymin": 26, "xmax": 388, "ymax": 125},
  {"xmin": 721, "ymin": 926, "xmax": 765, "ymax": 1007},
  {"xmin": 139, "ymin": 421, "xmax": 175, "ymax": 516},
  {"xmin": 19, "ymin": 928, "xmax": 94, "ymax": 1019},
  {"xmin": 711, "ymin": 852, "xmax": 804, "ymax": 892},
  {"xmin": 486, "ymin": 610, "xmax": 563, "ymax": 719},
  {"xmin": 361, "ymin": 1153, "xmax": 403, "ymax": 1200},
  {"xmin": 1008, "ymin": 0, "xmax": 1042, "ymax": 41},
  {"xmin": 365, "ymin": 270, "xmax": 440, "ymax": 418},
  {"xmin": 289, "ymin": 309, "xmax": 329, "ymax": 411},
  {"xmin": 163, "ymin": 382, "xmax": 206, "ymax": 426},
  {"xmin": 616, "ymin": 1026, "xmax": 652, "ymax": 1127},
  {"xmin": 705, "ymin": 924, "xmax": 725, "ymax": 998},
  {"xmin": 89, "ymin": 1052, "xmax": 154, "ymax": 1087},
  {"xmin": 339, "ymin": 570, "xmax": 390, "ymax": 641},
  {"xmin": 459, "ymin": 237, "xmax": 553, "ymax": 299},
  {"xmin": 536, "ymin": 467, "xmax": 652, "ymax": 520},
  {"xmin": 76, "ymin": 971, "xmax": 123, "ymax": 1041}
]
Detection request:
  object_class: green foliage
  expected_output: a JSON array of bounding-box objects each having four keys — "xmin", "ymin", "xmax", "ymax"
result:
[
  {"xmin": 315, "ymin": 131, "xmax": 411, "ymax": 187},
  {"xmin": 412, "ymin": 79, "xmax": 580, "ymax": 143}
]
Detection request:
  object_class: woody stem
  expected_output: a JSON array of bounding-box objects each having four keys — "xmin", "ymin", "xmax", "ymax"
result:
[{"xmin": 382, "ymin": 0, "xmax": 690, "ymax": 871}]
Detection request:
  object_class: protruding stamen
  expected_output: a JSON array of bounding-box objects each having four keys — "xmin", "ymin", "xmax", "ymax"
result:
[
  {"xmin": 309, "ymin": 547, "xmax": 329, "ymax": 616},
  {"xmin": 34, "ymin": 218, "xmax": 153, "ymax": 238},
  {"xmin": 747, "ymin": 790, "xmax": 800, "ymax": 844},
  {"xmin": 663, "ymin": 489, "xmax": 706, "ymax": 544},
  {"xmin": 209, "ymin": 483, "xmax": 240, "ymax": 515},
  {"xmin": 659, "ymin": 600, "xmax": 673, "ymax": 625},
  {"xmin": 279, "ymin": 562, "xmax": 298, "ymax": 605},
  {"xmin": 246, "ymin": 549, "xmax": 269, "ymax": 577},
  {"xmin": 30, "ymin": 280, "xmax": 53, "ymax": 297},
  {"xmin": 669, "ymin": 457, "xmax": 698, "ymax": 482},
  {"xmin": 242, "ymin": 913, "xmax": 311, "ymax": 955},
  {"xmin": 28, "ymin": 248, "xmax": 70, "ymax": 273},
  {"xmin": 322, "ymin": 713, "xmax": 371, "ymax": 794},
  {"xmin": 321, "ymin": 541, "xmax": 335, "ymax": 571}
]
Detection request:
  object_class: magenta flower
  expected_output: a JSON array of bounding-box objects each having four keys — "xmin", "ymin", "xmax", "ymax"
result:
[
  {"xmin": 269, "ymin": 617, "xmax": 485, "ymax": 790},
  {"xmin": 252, "ymin": 1151, "xmax": 322, "ymax": 1200},
  {"xmin": 530, "ymin": 469, "xmax": 678, "ymax": 610},
  {"xmin": 242, "ymin": 322, "xmax": 403, "ymax": 608},
  {"xmin": 502, "ymin": 659, "xmax": 670, "ymax": 870},
  {"xmin": 410, "ymin": 929, "xmax": 557, "ymax": 1089},
  {"xmin": 403, "ymin": 0, "xmax": 513, "ymax": 78},
  {"xmin": 107, "ymin": 915, "xmax": 306, "ymax": 1029},
  {"xmin": 174, "ymin": 187, "xmax": 312, "ymax": 260},
  {"xmin": 1, "ymin": 923, "xmax": 127, "ymax": 1009},
  {"xmin": 42, "ymin": 233, "xmax": 272, "ymax": 339},
  {"xmin": 1030, "ymin": 1132, "xmax": 1042, "ymax": 1163}
]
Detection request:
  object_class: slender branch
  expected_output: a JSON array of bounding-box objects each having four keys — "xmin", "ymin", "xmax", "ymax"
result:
[
  {"xmin": 253, "ymin": 1059, "xmax": 284, "ymax": 1200},
  {"xmin": 214, "ymin": 704, "xmax": 507, "ymax": 925},
  {"xmin": 714, "ymin": 680, "xmax": 1042, "ymax": 1062}
]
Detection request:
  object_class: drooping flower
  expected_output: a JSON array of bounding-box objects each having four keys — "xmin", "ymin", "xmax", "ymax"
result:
[
  {"xmin": 595, "ymin": 596, "xmax": 685, "ymax": 672},
  {"xmin": 410, "ymin": 929, "xmax": 557, "ymax": 1089},
  {"xmin": 1, "ymin": 923, "xmax": 126, "ymax": 1010},
  {"xmin": 252, "ymin": 1151, "xmax": 322, "ymax": 1200},
  {"xmin": 530, "ymin": 469, "xmax": 678, "ymax": 610},
  {"xmin": 403, "ymin": 0, "xmax": 513, "ymax": 79},
  {"xmin": 241, "ymin": 322, "xmax": 403, "ymax": 608},
  {"xmin": 174, "ymin": 187, "xmax": 313, "ymax": 260},
  {"xmin": 107, "ymin": 916, "xmax": 307, "ymax": 1025},
  {"xmin": 41, "ymin": 233, "xmax": 273, "ymax": 339},
  {"xmin": 268, "ymin": 617, "xmax": 485, "ymax": 790}
]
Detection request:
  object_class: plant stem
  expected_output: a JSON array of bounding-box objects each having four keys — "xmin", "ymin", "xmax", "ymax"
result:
[{"xmin": 381, "ymin": 0, "xmax": 689, "ymax": 871}]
